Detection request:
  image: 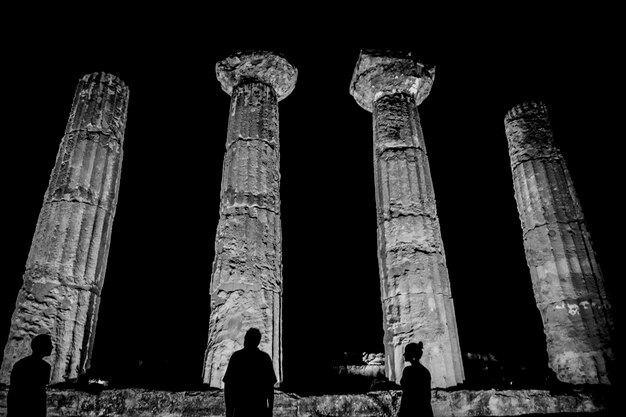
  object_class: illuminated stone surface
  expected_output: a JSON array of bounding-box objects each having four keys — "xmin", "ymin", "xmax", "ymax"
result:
[
  {"xmin": 0, "ymin": 73, "xmax": 129, "ymax": 384},
  {"xmin": 350, "ymin": 50, "xmax": 464, "ymax": 388},
  {"xmin": 0, "ymin": 387, "xmax": 609, "ymax": 417},
  {"xmin": 504, "ymin": 101, "xmax": 615, "ymax": 385},
  {"xmin": 203, "ymin": 51, "xmax": 297, "ymax": 388}
]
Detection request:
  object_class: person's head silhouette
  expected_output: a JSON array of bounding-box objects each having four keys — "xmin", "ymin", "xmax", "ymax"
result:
[
  {"xmin": 404, "ymin": 342, "xmax": 424, "ymax": 363},
  {"xmin": 31, "ymin": 334, "xmax": 53, "ymax": 359},
  {"xmin": 243, "ymin": 328, "xmax": 262, "ymax": 348}
]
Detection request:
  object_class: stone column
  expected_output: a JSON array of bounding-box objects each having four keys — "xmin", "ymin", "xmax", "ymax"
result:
[
  {"xmin": 203, "ymin": 51, "xmax": 297, "ymax": 388},
  {"xmin": 504, "ymin": 101, "xmax": 614, "ymax": 385},
  {"xmin": 350, "ymin": 50, "xmax": 464, "ymax": 388},
  {"xmin": 1, "ymin": 72, "xmax": 129, "ymax": 384}
]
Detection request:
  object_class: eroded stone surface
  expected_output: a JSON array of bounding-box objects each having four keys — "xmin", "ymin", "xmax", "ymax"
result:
[
  {"xmin": 350, "ymin": 49, "xmax": 435, "ymax": 112},
  {"xmin": 350, "ymin": 51, "xmax": 464, "ymax": 388},
  {"xmin": 0, "ymin": 73, "xmax": 129, "ymax": 384},
  {"xmin": 0, "ymin": 387, "xmax": 609, "ymax": 417},
  {"xmin": 204, "ymin": 54, "xmax": 296, "ymax": 387},
  {"xmin": 505, "ymin": 101, "xmax": 614, "ymax": 385},
  {"xmin": 216, "ymin": 50, "xmax": 298, "ymax": 101}
]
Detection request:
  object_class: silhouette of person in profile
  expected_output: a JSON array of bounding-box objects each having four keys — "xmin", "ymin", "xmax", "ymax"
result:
[
  {"xmin": 223, "ymin": 328, "xmax": 277, "ymax": 417},
  {"xmin": 398, "ymin": 342, "xmax": 433, "ymax": 417},
  {"xmin": 7, "ymin": 334, "xmax": 53, "ymax": 417}
]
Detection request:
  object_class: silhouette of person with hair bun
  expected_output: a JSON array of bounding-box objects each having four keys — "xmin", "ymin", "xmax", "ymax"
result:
[
  {"xmin": 7, "ymin": 334, "xmax": 53, "ymax": 417},
  {"xmin": 223, "ymin": 328, "xmax": 277, "ymax": 417},
  {"xmin": 398, "ymin": 341, "xmax": 433, "ymax": 417}
]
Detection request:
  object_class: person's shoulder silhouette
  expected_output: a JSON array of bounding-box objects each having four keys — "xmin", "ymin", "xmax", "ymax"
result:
[
  {"xmin": 398, "ymin": 341, "xmax": 433, "ymax": 417},
  {"xmin": 223, "ymin": 328, "xmax": 277, "ymax": 417},
  {"xmin": 7, "ymin": 334, "xmax": 53, "ymax": 417}
]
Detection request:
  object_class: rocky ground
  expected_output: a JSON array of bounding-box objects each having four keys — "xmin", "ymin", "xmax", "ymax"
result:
[{"xmin": 0, "ymin": 384, "xmax": 614, "ymax": 417}]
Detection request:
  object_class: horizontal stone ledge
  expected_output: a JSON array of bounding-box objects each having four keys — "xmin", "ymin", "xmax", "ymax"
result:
[{"xmin": 0, "ymin": 386, "xmax": 610, "ymax": 417}]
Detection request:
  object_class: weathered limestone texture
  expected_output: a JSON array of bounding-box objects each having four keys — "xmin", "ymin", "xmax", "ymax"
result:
[
  {"xmin": 504, "ymin": 101, "xmax": 615, "ymax": 385},
  {"xmin": 0, "ymin": 387, "xmax": 609, "ymax": 417},
  {"xmin": 204, "ymin": 51, "xmax": 297, "ymax": 388},
  {"xmin": 350, "ymin": 50, "xmax": 464, "ymax": 388},
  {"xmin": 0, "ymin": 73, "xmax": 129, "ymax": 384}
]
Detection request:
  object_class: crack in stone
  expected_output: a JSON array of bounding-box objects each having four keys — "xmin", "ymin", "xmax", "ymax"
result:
[
  {"xmin": 62, "ymin": 282, "xmax": 102, "ymax": 296},
  {"xmin": 521, "ymin": 219, "xmax": 584, "ymax": 237},
  {"xmin": 48, "ymin": 197, "xmax": 99, "ymax": 207},
  {"xmin": 44, "ymin": 196, "xmax": 109, "ymax": 212},
  {"xmin": 66, "ymin": 130, "xmax": 123, "ymax": 148},
  {"xmin": 221, "ymin": 203, "xmax": 280, "ymax": 216},
  {"xmin": 511, "ymin": 155, "xmax": 564, "ymax": 172},
  {"xmin": 377, "ymin": 145, "xmax": 422, "ymax": 158},
  {"xmin": 379, "ymin": 210, "xmax": 438, "ymax": 222},
  {"xmin": 381, "ymin": 290, "xmax": 450, "ymax": 302},
  {"xmin": 385, "ymin": 244, "xmax": 441, "ymax": 256},
  {"xmin": 260, "ymin": 284, "xmax": 282, "ymax": 293},
  {"xmin": 226, "ymin": 135, "xmax": 278, "ymax": 152},
  {"xmin": 24, "ymin": 274, "xmax": 102, "ymax": 297}
]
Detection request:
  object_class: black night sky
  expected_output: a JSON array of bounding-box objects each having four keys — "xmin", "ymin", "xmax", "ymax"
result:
[{"xmin": 0, "ymin": 11, "xmax": 621, "ymax": 391}]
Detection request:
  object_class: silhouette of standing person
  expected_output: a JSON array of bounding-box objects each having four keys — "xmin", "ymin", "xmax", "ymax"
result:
[
  {"xmin": 398, "ymin": 342, "xmax": 433, "ymax": 417},
  {"xmin": 223, "ymin": 328, "xmax": 277, "ymax": 417},
  {"xmin": 7, "ymin": 334, "xmax": 53, "ymax": 417}
]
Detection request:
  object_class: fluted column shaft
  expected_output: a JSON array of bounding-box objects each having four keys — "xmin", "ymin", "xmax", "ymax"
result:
[
  {"xmin": 505, "ymin": 101, "xmax": 614, "ymax": 385},
  {"xmin": 1, "ymin": 73, "xmax": 129, "ymax": 384},
  {"xmin": 351, "ymin": 50, "xmax": 464, "ymax": 388},
  {"xmin": 203, "ymin": 51, "xmax": 296, "ymax": 388}
]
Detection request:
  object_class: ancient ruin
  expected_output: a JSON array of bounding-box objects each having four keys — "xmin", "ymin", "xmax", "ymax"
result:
[
  {"xmin": 0, "ymin": 48, "xmax": 617, "ymax": 417},
  {"xmin": 0, "ymin": 385, "xmax": 609, "ymax": 416},
  {"xmin": 202, "ymin": 51, "xmax": 297, "ymax": 388},
  {"xmin": 350, "ymin": 50, "xmax": 465, "ymax": 388},
  {"xmin": 504, "ymin": 101, "xmax": 614, "ymax": 385},
  {"xmin": 0, "ymin": 73, "xmax": 129, "ymax": 384}
]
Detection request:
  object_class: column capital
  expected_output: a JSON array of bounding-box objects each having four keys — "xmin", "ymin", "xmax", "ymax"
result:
[
  {"xmin": 350, "ymin": 49, "xmax": 434, "ymax": 112},
  {"xmin": 216, "ymin": 50, "xmax": 298, "ymax": 101}
]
